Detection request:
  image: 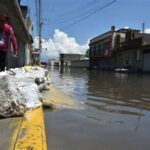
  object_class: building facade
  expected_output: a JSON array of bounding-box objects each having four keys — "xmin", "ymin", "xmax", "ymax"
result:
[
  {"xmin": 89, "ymin": 26, "xmax": 150, "ymax": 72},
  {"xmin": 89, "ymin": 26, "xmax": 125, "ymax": 70},
  {"xmin": 60, "ymin": 53, "xmax": 85, "ymax": 67},
  {"xmin": 0, "ymin": 0, "xmax": 32, "ymax": 69},
  {"xmin": 116, "ymin": 28, "xmax": 150, "ymax": 72}
]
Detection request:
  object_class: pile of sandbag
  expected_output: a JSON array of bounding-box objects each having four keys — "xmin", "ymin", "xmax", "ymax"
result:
[{"xmin": 0, "ymin": 66, "xmax": 50, "ymax": 118}]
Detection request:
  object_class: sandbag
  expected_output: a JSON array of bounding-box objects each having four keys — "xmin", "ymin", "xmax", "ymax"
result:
[{"xmin": 0, "ymin": 66, "xmax": 50, "ymax": 117}]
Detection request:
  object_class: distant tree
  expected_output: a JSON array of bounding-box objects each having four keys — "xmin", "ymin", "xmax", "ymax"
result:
[{"xmin": 85, "ymin": 48, "xmax": 90, "ymax": 58}]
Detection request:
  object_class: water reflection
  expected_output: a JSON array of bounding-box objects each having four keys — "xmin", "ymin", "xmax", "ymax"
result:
[
  {"xmin": 49, "ymin": 67, "xmax": 150, "ymax": 116},
  {"xmin": 87, "ymin": 71, "xmax": 150, "ymax": 116},
  {"xmin": 46, "ymin": 67, "xmax": 150, "ymax": 150},
  {"xmin": 49, "ymin": 67, "xmax": 89, "ymax": 100}
]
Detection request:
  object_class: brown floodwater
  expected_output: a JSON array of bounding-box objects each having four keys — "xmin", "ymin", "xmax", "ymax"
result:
[{"xmin": 44, "ymin": 67, "xmax": 150, "ymax": 150}]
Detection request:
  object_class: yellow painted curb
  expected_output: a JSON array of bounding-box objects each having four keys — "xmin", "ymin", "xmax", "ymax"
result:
[{"xmin": 14, "ymin": 107, "xmax": 47, "ymax": 150}]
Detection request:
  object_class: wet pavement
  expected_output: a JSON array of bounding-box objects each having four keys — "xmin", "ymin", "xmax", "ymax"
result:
[
  {"xmin": 45, "ymin": 108, "xmax": 150, "ymax": 150},
  {"xmin": 0, "ymin": 117, "xmax": 22, "ymax": 150}
]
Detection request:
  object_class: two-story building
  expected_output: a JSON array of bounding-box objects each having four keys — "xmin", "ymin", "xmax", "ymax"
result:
[
  {"xmin": 89, "ymin": 26, "xmax": 150, "ymax": 72},
  {"xmin": 89, "ymin": 26, "xmax": 126, "ymax": 70},
  {"xmin": 116, "ymin": 28, "xmax": 150, "ymax": 72}
]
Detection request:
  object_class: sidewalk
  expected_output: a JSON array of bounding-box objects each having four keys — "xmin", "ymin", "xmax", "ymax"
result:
[
  {"xmin": 0, "ymin": 117, "xmax": 22, "ymax": 150},
  {"xmin": 0, "ymin": 107, "xmax": 47, "ymax": 150},
  {"xmin": 0, "ymin": 66, "xmax": 49, "ymax": 150}
]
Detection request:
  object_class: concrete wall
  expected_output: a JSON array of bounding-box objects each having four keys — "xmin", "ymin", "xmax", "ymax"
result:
[
  {"xmin": 18, "ymin": 40, "xmax": 26, "ymax": 67},
  {"xmin": 6, "ymin": 40, "xmax": 18, "ymax": 69},
  {"xmin": 25, "ymin": 44, "xmax": 32, "ymax": 65},
  {"xmin": 116, "ymin": 50, "xmax": 143, "ymax": 72},
  {"xmin": 0, "ymin": 0, "xmax": 32, "ymax": 69},
  {"xmin": 90, "ymin": 57, "xmax": 115, "ymax": 70},
  {"xmin": 60, "ymin": 54, "xmax": 85, "ymax": 67},
  {"xmin": 6, "ymin": 38, "xmax": 25, "ymax": 69},
  {"xmin": 71, "ymin": 60, "xmax": 89, "ymax": 68}
]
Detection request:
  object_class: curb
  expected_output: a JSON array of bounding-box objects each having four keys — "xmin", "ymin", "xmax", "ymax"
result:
[{"xmin": 13, "ymin": 107, "xmax": 47, "ymax": 150}]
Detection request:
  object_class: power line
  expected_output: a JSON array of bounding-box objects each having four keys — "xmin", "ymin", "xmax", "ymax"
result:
[
  {"xmin": 40, "ymin": 0, "xmax": 54, "ymax": 38},
  {"xmin": 62, "ymin": 0, "xmax": 117, "ymax": 30},
  {"xmin": 53, "ymin": 0, "xmax": 102, "ymax": 22},
  {"xmin": 54, "ymin": 0, "xmax": 110, "ymax": 24},
  {"xmin": 49, "ymin": 0, "xmax": 55, "ymax": 21},
  {"xmin": 40, "ymin": 0, "xmax": 55, "ymax": 27}
]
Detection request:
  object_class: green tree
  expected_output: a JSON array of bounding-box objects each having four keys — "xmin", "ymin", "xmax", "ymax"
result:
[{"xmin": 85, "ymin": 48, "xmax": 90, "ymax": 58}]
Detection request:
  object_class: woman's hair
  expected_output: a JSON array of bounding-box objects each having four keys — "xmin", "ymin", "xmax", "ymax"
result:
[{"xmin": 0, "ymin": 14, "xmax": 10, "ymax": 22}]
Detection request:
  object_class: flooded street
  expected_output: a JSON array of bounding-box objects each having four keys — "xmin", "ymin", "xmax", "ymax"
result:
[{"xmin": 45, "ymin": 67, "xmax": 150, "ymax": 150}]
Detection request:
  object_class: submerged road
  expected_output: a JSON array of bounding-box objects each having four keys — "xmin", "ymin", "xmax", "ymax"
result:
[
  {"xmin": 44, "ymin": 67, "xmax": 150, "ymax": 150},
  {"xmin": 1, "ymin": 66, "xmax": 149, "ymax": 150}
]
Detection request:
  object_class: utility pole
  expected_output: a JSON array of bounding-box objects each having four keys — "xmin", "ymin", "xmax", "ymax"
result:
[
  {"xmin": 38, "ymin": 0, "xmax": 41, "ymax": 52},
  {"xmin": 38, "ymin": 0, "xmax": 43, "ymax": 63}
]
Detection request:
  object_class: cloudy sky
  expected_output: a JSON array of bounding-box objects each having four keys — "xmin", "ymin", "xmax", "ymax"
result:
[
  {"xmin": 22, "ymin": 0, "xmax": 150, "ymax": 43},
  {"xmin": 33, "ymin": 29, "xmax": 89, "ymax": 61},
  {"xmin": 21, "ymin": 0, "xmax": 150, "ymax": 61},
  {"xmin": 145, "ymin": 28, "xmax": 150, "ymax": 34},
  {"xmin": 34, "ymin": 27, "xmax": 150, "ymax": 62}
]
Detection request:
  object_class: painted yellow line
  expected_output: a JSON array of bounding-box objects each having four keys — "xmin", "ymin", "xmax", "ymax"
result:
[{"xmin": 14, "ymin": 107, "xmax": 47, "ymax": 150}]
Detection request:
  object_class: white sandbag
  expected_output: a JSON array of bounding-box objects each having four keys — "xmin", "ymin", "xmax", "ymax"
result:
[
  {"xmin": 0, "ymin": 66, "xmax": 50, "ymax": 117},
  {"xmin": 17, "ymin": 81, "xmax": 42, "ymax": 109},
  {"xmin": 0, "ymin": 71, "xmax": 8, "ymax": 76},
  {"xmin": 0, "ymin": 75, "xmax": 26, "ymax": 117},
  {"xmin": 8, "ymin": 66, "xmax": 46, "ymax": 79}
]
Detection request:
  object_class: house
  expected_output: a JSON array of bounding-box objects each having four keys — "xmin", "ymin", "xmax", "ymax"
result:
[
  {"xmin": 89, "ymin": 26, "xmax": 150, "ymax": 72},
  {"xmin": 89, "ymin": 26, "xmax": 125, "ymax": 70},
  {"xmin": 116, "ymin": 28, "xmax": 150, "ymax": 72},
  {"xmin": 0, "ymin": 0, "xmax": 33, "ymax": 69}
]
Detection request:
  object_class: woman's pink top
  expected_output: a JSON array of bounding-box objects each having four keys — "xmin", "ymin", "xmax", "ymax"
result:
[{"xmin": 0, "ymin": 23, "xmax": 18, "ymax": 52}]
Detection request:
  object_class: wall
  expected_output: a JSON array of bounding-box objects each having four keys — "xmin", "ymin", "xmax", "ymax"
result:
[
  {"xmin": 116, "ymin": 50, "xmax": 143, "ymax": 72},
  {"xmin": 0, "ymin": 1, "xmax": 32, "ymax": 69},
  {"xmin": 71, "ymin": 60, "xmax": 89, "ymax": 68}
]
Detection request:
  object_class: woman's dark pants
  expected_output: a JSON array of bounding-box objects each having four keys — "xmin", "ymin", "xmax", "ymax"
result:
[{"xmin": 0, "ymin": 51, "xmax": 7, "ymax": 71}]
